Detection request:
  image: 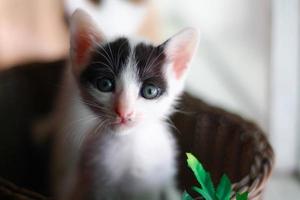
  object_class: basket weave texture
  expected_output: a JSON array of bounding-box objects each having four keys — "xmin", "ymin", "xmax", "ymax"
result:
[
  {"xmin": 173, "ymin": 93, "xmax": 274, "ymax": 200},
  {"xmin": 0, "ymin": 65, "xmax": 274, "ymax": 200}
]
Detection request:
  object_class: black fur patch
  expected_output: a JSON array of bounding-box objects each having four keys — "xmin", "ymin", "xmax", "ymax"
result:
[
  {"xmin": 80, "ymin": 38, "xmax": 167, "ymax": 96},
  {"xmin": 80, "ymin": 37, "xmax": 131, "ymax": 85},
  {"xmin": 134, "ymin": 43, "xmax": 167, "ymax": 94}
]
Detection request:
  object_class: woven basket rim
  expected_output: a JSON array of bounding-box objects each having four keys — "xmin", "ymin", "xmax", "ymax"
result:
[
  {"xmin": 231, "ymin": 128, "xmax": 274, "ymax": 199},
  {"xmin": 176, "ymin": 93, "xmax": 275, "ymax": 200}
]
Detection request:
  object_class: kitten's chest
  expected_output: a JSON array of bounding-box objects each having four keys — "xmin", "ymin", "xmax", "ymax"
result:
[{"xmin": 95, "ymin": 124, "xmax": 176, "ymax": 187}]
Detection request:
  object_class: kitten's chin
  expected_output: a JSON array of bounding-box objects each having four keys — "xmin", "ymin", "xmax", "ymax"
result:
[{"xmin": 111, "ymin": 120, "xmax": 136, "ymax": 132}]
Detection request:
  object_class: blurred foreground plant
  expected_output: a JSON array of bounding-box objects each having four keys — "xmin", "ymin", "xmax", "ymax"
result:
[{"xmin": 182, "ymin": 153, "xmax": 248, "ymax": 200}]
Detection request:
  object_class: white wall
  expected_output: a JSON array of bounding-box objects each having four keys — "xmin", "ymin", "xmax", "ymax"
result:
[
  {"xmin": 157, "ymin": 0, "xmax": 271, "ymax": 131},
  {"xmin": 270, "ymin": 0, "xmax": 300, "ymax": 173},
  {"xmin": 156, "ymin": 0, "xmax": 300, "ymax": 173}
]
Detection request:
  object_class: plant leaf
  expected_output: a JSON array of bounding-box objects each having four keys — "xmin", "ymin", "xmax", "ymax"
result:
[
  {"xmin": 193, "ymin": 186, "xmax": 215, "ymax": 200},
  {"xmin": 216, "ymin": 175, "xmax": 232, "ymax": 200},
  {"xmin": 182, "ymin": 190, "xmax": 194, "ymax": 200},
  {"xmin": 204, "ymin": 172, "xmax": 216, "ymax": 199},
  {"xmin": 236, "ymin": 192, "xmax": 248, "ymax": 200},
  {"xmin": 186, "ymin": 153, "xmax": 216, "ymax": 199}
]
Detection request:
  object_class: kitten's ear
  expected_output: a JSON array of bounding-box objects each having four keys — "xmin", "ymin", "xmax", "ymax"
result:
[
  {"xmin": 70, "ymin": 9, "xmax": 104, "ymax": 75},
  {"xmin": 163, "ymin": 28, "xmax": 199, "ymax": 80}
]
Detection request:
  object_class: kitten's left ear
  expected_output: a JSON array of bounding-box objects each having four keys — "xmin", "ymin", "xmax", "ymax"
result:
[
  {"xmin": 70, "ymin": 9, "xmax": 105, "ymax": 76},
  {"xmin": 163, "ymin": 28, "xmax": 199, "ymax": 80}
]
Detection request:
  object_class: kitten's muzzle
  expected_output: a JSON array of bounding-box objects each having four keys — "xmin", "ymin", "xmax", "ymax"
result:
[
  {"xmin": 113, "ymin": 108, "xmax": 135, "ymax": 126},
  {"xmin": 115, "ymin": 112, "xmax": 134, "ymax": 124},
  {"xmin": 114, "ymin": 104, "xmax": 134, "ymax": 123}
]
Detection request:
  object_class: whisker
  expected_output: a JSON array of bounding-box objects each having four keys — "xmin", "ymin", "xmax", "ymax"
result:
[
  {"xmin": 89, "ymin": 61, "xmax": 116, "ymax": 77},
  {"xmin": 165, "ymin": 118, "xmax": 182, "ymax": 136},
  {"xmin": 91, "ymin": 118, "xmax": 110, "ymax": 136},
  {"xmin": 94, "ymin": 43, "xmax": 114, "ymax": 68},
  {"xmin": 144, "ymin": 46, "xmax": 156, "ymax": 72},
  {"xmin": 106, "ymin": 40, "xmax": 116, "ymax": 68},
  {"xmin": 61, "ymin": 115, "xmax": 100, "ymax": 147},
  {"xmin": 116, "ymin": 39, "xmax": 130, "ymax": 68}
]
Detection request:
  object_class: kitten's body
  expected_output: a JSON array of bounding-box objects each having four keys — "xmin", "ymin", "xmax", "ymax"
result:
[
  {"xmin": 46, "ymin": 9, "xmax": 199, "ymax": 200},
  {"xmin": 87, "ymin": 120, "xmax": 178, "ymax": 200}
]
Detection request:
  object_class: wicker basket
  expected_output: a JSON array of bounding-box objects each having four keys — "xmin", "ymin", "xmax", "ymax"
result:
[
  {"xmin": 173, "ymin": 93, "xmax": 274, "ymax": 200},
  {"xmin": 0, "ymin": 62, "xmax": 274, "ymax": 200}
]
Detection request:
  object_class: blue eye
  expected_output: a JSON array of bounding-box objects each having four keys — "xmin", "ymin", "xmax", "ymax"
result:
[
  {"xmin": 141, "ymin": 84, "xmax": 160, "ymax": 99},
  {"xmin": 95, "ymin": 78, "xmax": 114, "ymax": 92}
]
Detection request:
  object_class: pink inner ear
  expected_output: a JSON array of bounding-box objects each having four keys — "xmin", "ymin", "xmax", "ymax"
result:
[
  {"xmin": 173, "ymin": 49, "xmax": 191, "ymax": 79},
  {"xmin": 76, "ymin": 30, "xmax": 92, "ymax": 65}
]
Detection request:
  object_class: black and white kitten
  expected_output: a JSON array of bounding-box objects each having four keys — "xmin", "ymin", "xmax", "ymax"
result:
[{"xmin": 51, "ymin": 9, "xmax": 199, "ymax": 200}]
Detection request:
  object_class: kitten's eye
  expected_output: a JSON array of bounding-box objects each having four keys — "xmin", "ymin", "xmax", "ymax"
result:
[
  {"xmin": 141, "ymin": 84, "xmax": 160, "ymax": 99},
  {"xmin": 95, "ymin": 78, "xmax": 114, "ymax": 92}
]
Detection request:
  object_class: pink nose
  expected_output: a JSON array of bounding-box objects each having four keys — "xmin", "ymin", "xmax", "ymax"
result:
[{"xmin": 115, "ymin": 107, "xmax": 133, "ymax": 121}]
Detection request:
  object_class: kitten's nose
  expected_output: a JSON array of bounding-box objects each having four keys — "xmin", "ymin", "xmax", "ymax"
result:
[
  {"xmin": 114, "ymin": 95, "xmax": 134, "ymax": 123},
  {"xmin": 115, "ymin": 107, "xmax": 134, "ymax": 122}
]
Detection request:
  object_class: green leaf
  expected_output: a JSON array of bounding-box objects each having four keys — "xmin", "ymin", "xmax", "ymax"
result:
[
  {"xmin": 186, "ymin": 153, "xmax": 216, "ymax": 199},
  {"xmin": 236, "ymin": 192, "xmax": 248, "ymax": 200},
  {"xmin": 193, "ymin": 186, "xmax": 213, "ymax": 200},
  {"xmin": 184, "ymin": 153, "xmax": 249, "ymax": 200},
  {"xmin": 182, "ymin": 190, "xmax": 194, "ymax": 200},
  {"xmin": 216, "ymin": 175, "xmax": 232, "ymax": 200}
]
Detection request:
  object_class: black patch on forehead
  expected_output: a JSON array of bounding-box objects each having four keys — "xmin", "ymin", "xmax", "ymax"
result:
[
  {"xmin": 134, "ymin": 43, "xmax": 167, "ymax": 93},
  {"xmin": 80, "ymin": 37, "xmax": 130, "ymax": 85}
]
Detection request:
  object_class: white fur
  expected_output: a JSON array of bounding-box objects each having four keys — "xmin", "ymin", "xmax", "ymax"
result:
[{"xmin": 92, "ymin": 121, "xmax": 179, "ymax": 200}]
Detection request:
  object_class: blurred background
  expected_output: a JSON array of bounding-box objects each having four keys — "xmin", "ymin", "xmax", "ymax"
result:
[{"xmin": 0, "ymin": 0, "xmax": 299, "ymax": 199}]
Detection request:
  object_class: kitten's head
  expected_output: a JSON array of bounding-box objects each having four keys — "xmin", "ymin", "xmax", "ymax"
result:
[
  {"xmin": 70, "ymin": 9, "xmax": 199, "ymax": 130},
  {"xmin": 65, "ymin": 0, "xmax": 147, "ymax": 36}
]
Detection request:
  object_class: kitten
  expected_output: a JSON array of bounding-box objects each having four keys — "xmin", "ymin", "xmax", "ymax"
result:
[{"xmin": 52, "ymin": 9, "xmax": 199, "ymax": 200}]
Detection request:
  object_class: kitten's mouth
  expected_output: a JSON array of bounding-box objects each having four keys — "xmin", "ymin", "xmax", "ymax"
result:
[{"xmin": 112, "ymin": 117, "xmax": 135, "ymax": 128}]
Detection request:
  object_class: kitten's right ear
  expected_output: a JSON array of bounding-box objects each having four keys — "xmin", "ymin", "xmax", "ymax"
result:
[
  {"xmin": 70, "ymin": 9, "xmax": 104, "ymax": 76},
  {"xmin": 163, "ymin": 28, "xmax": 199, "ymax": 80}
]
